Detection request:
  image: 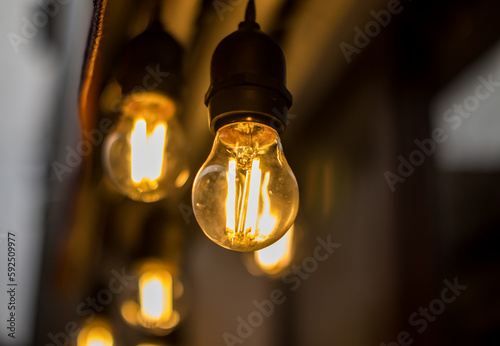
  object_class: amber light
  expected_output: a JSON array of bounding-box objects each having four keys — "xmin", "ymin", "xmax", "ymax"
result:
[
  {"xmin": 254, "ymin": 224, "xmax": 294, "ymax": 275},
  {"xmin": 121, "ymin": 261, "xmax": 180, "ymax": 335},
  {"xmin": 77, "ymin": 320, "xmax": 113, "ymax": 346},
  {"xmin": 139, "ymin": 270, "xmax": 173, "ymax": 325},
  {"xmin": 102, "ymin": 92, "xmax": 189, "ymax": 202}
]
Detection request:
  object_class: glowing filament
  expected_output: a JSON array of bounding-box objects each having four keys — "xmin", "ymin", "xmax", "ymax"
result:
[
  {"xmin": 258, "ymin": 172, "xmax": 277, "ymax": 237},
  {"xmin": 255, "ymin": 225, "xmax": 294, "ymax": 274},
  {"xmin": 243, "ymin": 160, "xmax": 262, "ymax": 235},
  {"xmin": 77, "ymin": 323, "xmax": 113, "ymax": 346},
  {"xmin": 226, "ymin": 159, "xmax": 237, "ymax": 232},
  {"xmin": 139, "ymin": 271, "xmax": 173, "ymax": 325},
  {"xmin": 131, "ymin": 119, "xmax": 166, "ymax": 183},
  {"xmin": 226, "ymin": 159, "xmax": 277, "ymax": 243}
]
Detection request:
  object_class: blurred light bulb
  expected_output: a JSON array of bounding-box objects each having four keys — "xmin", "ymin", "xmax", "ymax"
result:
[
  {"xmin": 254, "ymin": 224, "xmax": 294, "ymax": 274},
  {"xmin": 121, "ymin": 260, "xmax": 181, "ymax": 335},
  {"xmin": 102, "ymin": 92, "xmax": 189, "ymax": 202},
  {"xmin": 192, "ymin": 122, "xmax": 299, "ymax": 251},
  {"xmin": 77, "ymin": 320, "xmax": 113, "ymax": 346}
]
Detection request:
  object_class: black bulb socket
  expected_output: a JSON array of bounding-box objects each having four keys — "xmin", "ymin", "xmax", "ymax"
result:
[
  {"xmin": 205, "ymin": 21, "xmax": 292, "ymax": 134},
  {"xmin": 117, "ymin": 21, "xmax": 183, "ymax": 100}
]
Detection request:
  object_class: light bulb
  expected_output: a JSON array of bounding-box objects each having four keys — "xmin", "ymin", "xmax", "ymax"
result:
[
  {"xmin": 120, "ymin": 260, "xmax": 182, "ymax": 335},
  {"xmin": 192, "ymin": 122, "xmax": 299, "ymax": 251},
  {"xmin": 102, "ymin": 92, "xmax": 189, "ymax": 202}
]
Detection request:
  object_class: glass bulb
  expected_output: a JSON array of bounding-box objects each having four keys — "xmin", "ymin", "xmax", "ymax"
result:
[
  {"xmin": 120, "ymin": 259, "xmax": 183, "ymax": 336},
  {"xmin": 102, "ymin": 92, "xmax": 189, "ymax": 202},
  {"xmin": 192, "ymin": 122, "xmax": 299, "ymax": 251}
]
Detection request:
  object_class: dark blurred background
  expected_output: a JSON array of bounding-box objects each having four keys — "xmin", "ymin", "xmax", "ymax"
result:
[{"xmin": 1, "ymin": 0, "xmax": 500, "ymax": 345}]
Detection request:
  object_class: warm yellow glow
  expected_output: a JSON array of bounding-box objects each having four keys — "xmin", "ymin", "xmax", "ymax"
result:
[
  {"xmin": 77, "ymin": 322, "xmax": 113, "ymax": 346},
  {"xmin": 131, "ymin": 120, "xmax": 147, "ymax": 183},
  {"xmin": 174, "ymin": 168, "xmax": 190, "ymax": 188},
  {"xmin": 257, "ymin": 172, "xmax": 277, "ymax": 237},
  {"xmin": 226, "ymin": 159, "xmax": 236, "ymax": 231},
  {"xmin": 149, "ymin": 124, "xmax": 167, "ymax": 180},
  {"xmin": 120, "ymin": 261, "xmax": 181, "ymax": 334},
  {"xmin": 244, "ymin": 159, "xmax": 262, "ymax": 235},
  {"xmin": 255, "ymin": 225, "xmax": 294, "ymax": 274},
  {"xmin": 139, "ymin": 270, "xmax": 173, "ymax": 325},
  {"xmin": 131, "ymin": 119, "xmax": 166, "ymax": 184},
  {"xmin": 226, "ymin": 159, "xmax": 277, "ymax": 244}
]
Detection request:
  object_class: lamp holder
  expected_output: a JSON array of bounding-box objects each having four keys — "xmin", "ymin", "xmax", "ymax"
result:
[
  {"xmin": 205, "ymin": 0, "xmax": 292, "ymax": 134},
  {"xmin": 117, "ymin": 20, "xmax": 183, "ymax": 100}
]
